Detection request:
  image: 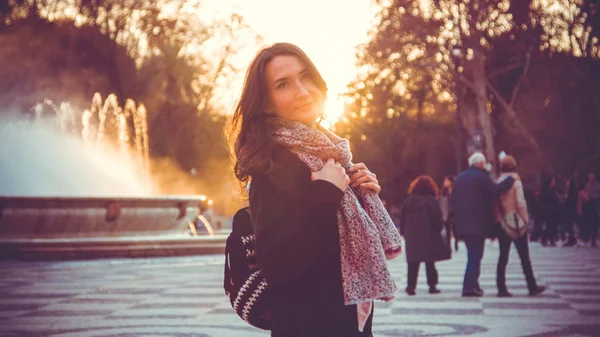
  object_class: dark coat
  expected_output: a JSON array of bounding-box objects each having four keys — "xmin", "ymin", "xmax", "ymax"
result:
[
  {"xmin": 539, "ymin": 186, "xmax": 561, "ymax": 221},
  {"xmin": 451, "ymin": 167, "xmax": 515, "ymax": 239},
  {"xmin": 249, "ymin": 145, "xmax": 371, "ymax": 337},
  {"xmin": 399, "ymin": 194, "xmax": 451, "ymax": 263}
]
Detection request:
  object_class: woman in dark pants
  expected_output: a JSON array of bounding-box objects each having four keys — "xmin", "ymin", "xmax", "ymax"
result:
[
  {"xmin": 495, "ymin": 154, "xmax": 546, "ymax": 297},
  {"xmin": 400, "ymin": 176, "xmax": 451, "ymax": 296}
]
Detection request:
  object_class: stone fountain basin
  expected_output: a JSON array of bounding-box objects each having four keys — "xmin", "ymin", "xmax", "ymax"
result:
[{"xmin": 0, "ymin": 196, "xmax": 227, "ymax": 260}]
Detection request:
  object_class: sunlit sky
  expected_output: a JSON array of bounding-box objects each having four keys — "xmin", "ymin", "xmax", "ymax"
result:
[{"xmin": 205, "ymin": 0, "xmax": 378, "ymax": 123}]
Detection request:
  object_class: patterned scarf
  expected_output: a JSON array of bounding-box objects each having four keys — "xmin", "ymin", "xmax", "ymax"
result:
[{"xmin": 269, "ymin": 118, "xmax": 402, "ymax": 305}]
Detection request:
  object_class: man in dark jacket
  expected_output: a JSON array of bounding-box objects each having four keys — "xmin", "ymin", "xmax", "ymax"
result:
[{"xmin": 451, "ymin": 152, "xmax": 515, "ymax": 297}]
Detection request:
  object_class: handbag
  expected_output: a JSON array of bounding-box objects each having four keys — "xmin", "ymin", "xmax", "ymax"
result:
[{"xmin": 501, "ymin": 213, "xmax": 527, "ymax": 240}]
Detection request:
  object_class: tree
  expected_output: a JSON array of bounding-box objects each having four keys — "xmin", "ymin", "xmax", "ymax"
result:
[
  {"xmin": 342, "ymin": 0, "xmax": 600, "ymax": 201},
  {"xmin": 0, "ymin": 17, "xmax": 137, "ymax": 114},
  {"xmin": 0, "ymin": 0, "xmax": 262, "ymax": 210}
]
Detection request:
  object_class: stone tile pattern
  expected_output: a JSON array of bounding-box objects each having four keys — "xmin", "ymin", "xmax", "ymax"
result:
[{"xmin": 0, "ymin": 243, "xmax": 599, "ymax": 337}]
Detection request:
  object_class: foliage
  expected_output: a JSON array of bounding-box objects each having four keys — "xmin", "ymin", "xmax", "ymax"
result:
[
  {"xmin": 0, "ymin": 0, "xmax": 261, "ymax": 213},
  {"xmin": 341, "ymin": 0, "xmax": 600, "ymax": 204}
]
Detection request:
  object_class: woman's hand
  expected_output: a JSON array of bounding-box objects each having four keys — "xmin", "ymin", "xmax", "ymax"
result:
[
  {"xmin": 311, "ymin": 158, "xmax": 350, "ymax": 192},
  {"xmin": 348, "ymin": 162, "xmax": 381, "ymax": 194}
]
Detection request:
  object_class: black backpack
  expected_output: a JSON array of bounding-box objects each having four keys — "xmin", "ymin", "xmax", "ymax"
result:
[{"xmin": 223, "ymin": 207, "xmax": 272, "ymax": 330}]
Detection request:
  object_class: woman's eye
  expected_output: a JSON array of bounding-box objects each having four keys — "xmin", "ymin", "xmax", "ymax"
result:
[{"xmin": 277, "ymin": 82, "xmax": 289, "ymax": 89}]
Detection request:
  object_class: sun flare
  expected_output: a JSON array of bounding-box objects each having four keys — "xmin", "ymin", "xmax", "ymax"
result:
[{"xmin": 208, "ymin": 0, "xmax": 376, "ymax": 127}]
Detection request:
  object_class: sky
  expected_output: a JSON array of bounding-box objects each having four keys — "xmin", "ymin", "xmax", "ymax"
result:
[{"xmin": 205, "ymin": 0, "xmax": 378, "ymax": 123}]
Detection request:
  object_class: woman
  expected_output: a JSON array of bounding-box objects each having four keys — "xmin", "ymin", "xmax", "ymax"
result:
[
  {"xmin": 227, "ymin": 43, "xmax": 402, "ymax": 337},
  {"xmin": 539, "ymin": 176, "xmax": 561, "ymax": 246},
  {"xmin": 399, "ymin": 176, "xmax": 450, "ymax": 296},
  {"xmin": 495, "ymin": 154, "xmax": 546, "ymax": 297}
]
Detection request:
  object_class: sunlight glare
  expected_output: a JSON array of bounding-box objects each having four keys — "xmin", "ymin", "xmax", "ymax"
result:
[
  {"xmin": 323, "ymin": 96, "xmax": 345, "ymax": 127},
  {"xmin": 204, "ymin": 0, "xmax": 377, "ymax": 123}
]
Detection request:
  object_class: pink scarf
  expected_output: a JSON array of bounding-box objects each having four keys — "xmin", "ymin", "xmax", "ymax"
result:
[{"xmin": 269, "ymin": 118, "xmax": 402, "ymax": 305}]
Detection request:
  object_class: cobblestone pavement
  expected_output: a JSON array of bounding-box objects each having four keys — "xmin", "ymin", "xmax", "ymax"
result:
[{"xmin": 1, "ymin": 241, "xmax": 599, "ymax": 337}]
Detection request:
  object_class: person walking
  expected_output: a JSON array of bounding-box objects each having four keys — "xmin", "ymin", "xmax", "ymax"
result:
[
  {"xmin": 539, "ymin": 177, "xmax": 561, "ymax": 246},
  {"xmin": 494, "ymin": 153, "xmax": 546, "ymax": 297},
  {"xmin": 399, "ymin": 176, "xmax": 451, "ymax": 296},
  {"xmin": 562, "ymin": 178, "xmax": 579, "ymax": 247},
  {"xmin": 451, "ymin": 152, "xmax": 515, "ymax": 297}
]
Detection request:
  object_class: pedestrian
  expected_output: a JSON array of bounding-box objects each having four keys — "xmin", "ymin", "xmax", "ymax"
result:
[
  {"xmin": 528, "ymin": 188, "xmax": 544, "ymax": 242},
  {"xmin": 578, "ymin": 181, "xmax": 599, "ymax": 247},
  {"xmin": 451, "ymin": 152, "xmax": 515, "ymax": 297},
  {"xmin": 226, "ymin": 42, "xmax": 403, "ymax": 337},
  {"xmin": 439, "ymin": 175, "xmax": 457, "ymax": 251},
  {"xmin": 494, "ymin": 153, "xmax": 546, "ymax": 297},
  {"xmin": 539, "ymin": 176, "xmax": 561, "ymax": 246},
  {"xmin": 584, "ymin": 171, "xmax": 600, "ymax": 246},
  {"xmin": 399, "ymin": 175, "xmax": 451, "ymax": 296},
  {"xmin": 562, "ymin": 178, "xmax": 579, "ymax": 247}
]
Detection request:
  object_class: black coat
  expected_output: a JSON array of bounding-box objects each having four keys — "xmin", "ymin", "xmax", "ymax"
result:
[
  {"xmin": 539, "ymin": 186, "xmax": 561, "ymax": 221},
  {"xmin": 451, "ymin": 167, "xmax": 515, "ymax": 239},
  {"xmin": 399, "ymin": 194, "xmax": 451, "ymax": 263},
  {"xmin": 249, "ymin": 146, "xmax": 371, "ymax": 337}
]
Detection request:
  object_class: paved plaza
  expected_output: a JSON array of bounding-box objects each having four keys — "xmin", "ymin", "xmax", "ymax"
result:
[{"xmin": 0, "ymin": 241, "xmax": 599, "ymax": 337}]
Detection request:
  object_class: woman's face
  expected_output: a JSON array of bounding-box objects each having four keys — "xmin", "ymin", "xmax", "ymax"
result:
[{"xmin": 264, "ymin": 55, "xmax": 325, "ymax": 126}]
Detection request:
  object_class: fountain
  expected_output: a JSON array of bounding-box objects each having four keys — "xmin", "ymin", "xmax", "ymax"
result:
[{"xmin": 0, "ymin": 94, "xmax": 226, "ymax": 260}]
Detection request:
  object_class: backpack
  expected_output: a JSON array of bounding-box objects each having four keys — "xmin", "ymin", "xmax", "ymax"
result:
[{"xmin": 223, "ymin": 207, "xmax": 272, "ymax": 330}]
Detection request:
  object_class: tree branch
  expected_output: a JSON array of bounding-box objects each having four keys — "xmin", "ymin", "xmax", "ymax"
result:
[
  {"xmin": 458, "ymin": 74, "xmax": 555, "ymax": 173},
  {"xmin": 487, "ymin": 63, "xmax": 524, "ymax": 79},
  {"xmin": 508, "ymin": 49, "xmax": 532, "ymax": 111},
  {"xmin": 486, "ymin": 82, "xmax": 555, "ymax": 173}
]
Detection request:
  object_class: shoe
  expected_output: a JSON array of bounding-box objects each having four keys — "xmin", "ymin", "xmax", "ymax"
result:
[
  {"xmin": 550, "ymin": 242, "xmax": 557, "ymax": 247},
  {"xmin": 529, "ymin": 286, "xmax": 547, "ymax": 296},
  {"xmin": 497, "ymin": 290, "xmax": 513, "ymax": 298},
  {"xmin": 563, "ymin": 240, "xmax": 577, "ymax": 247},
  {"xmin": 462, "ymin": 289, "xmax": 483, "ymax": 297},
  {"xmin": 405, "ymin": 288, "xmax": 416, "ymax": 296},
  {"xmin": 475, "ymin": 287, "xmax": 484, "ymax": 295},
  {"xmin": 429, "ymin": 287, "xmax": 441, "ymax": 294}
]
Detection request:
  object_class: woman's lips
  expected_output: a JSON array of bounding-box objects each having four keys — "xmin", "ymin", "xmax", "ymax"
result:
[{"xmin": 296, "ymin": 101, "xmax": 314, "ymax": 110}]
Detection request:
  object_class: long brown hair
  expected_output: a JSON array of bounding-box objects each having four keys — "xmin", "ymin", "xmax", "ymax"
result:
[
  {"xmin": 407, "ymin": 175, "xmax": 439, "ymax": 198},
  {"xmin": 226, "ymin": 43, "xmax": 327, "ymax": 186}
]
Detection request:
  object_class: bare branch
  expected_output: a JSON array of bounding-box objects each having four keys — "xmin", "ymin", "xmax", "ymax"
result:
[
  {"xmin": 487, "ymin": 63, "xmax": 524, "ymax": 80},
  {"xmin": 486, "ymin": 81, "xmax": 555, "ymax": 173},
  {"xmin": 459, "ymin": 74, "xmax": 555, "ymax": 173},
  {"xmin": 485, "ymin": 83, "xmax": 514, "ymax": 117},
  {"xmin": 509, "ymin": 49, "xmax": 532, "ymax": 111},
  {"xmin": 457, "ymin": 74, "xmax": 476, "ymax": 92}
]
